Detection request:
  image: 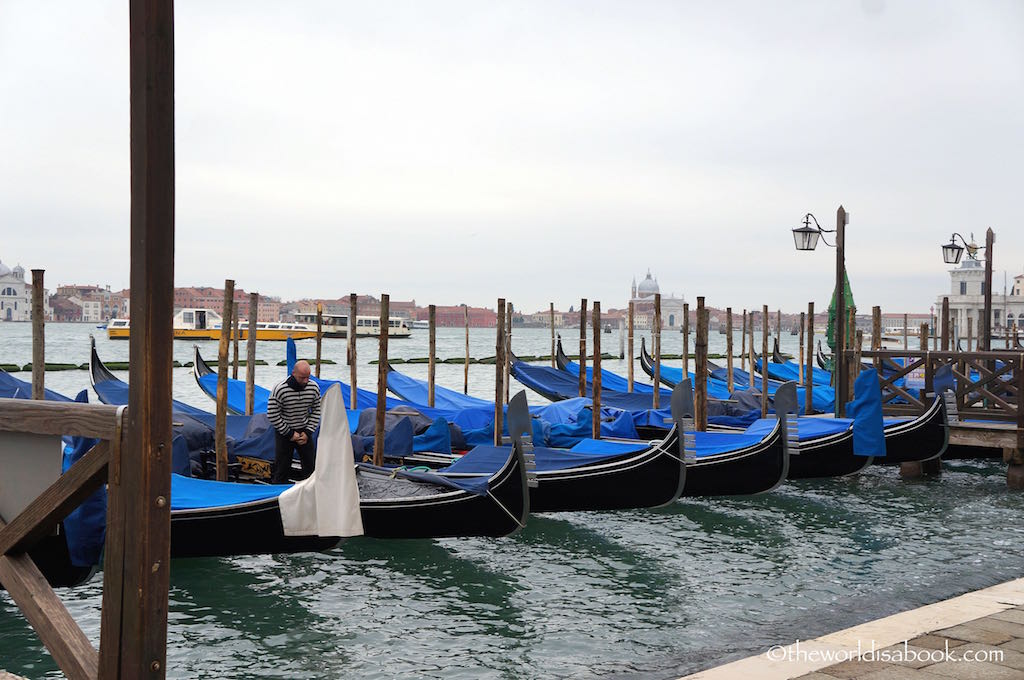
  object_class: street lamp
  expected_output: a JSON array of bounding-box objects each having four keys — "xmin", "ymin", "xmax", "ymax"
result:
[
  {"xmin": 792, "ymin": 206, "xmax": 849, "ymax": 416},
  {"xmin": 941, "ymin": 229, "xmax": 994, "ymax": 350}
]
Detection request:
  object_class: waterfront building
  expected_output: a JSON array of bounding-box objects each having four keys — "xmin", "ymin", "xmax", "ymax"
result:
[
  {"xmin": 0, "ymin": 258, "xmax": 30, "ymax": 321},
  {"xmin": 630, "ymin": 271, "xmax": 685, "ymax": 329},
  {"xmin": 937, "ymin": 258, "xmax": 1024, "ymax": 338}
]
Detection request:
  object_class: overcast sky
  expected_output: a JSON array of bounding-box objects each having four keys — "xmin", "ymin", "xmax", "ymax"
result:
[{"xmin": 2, "ymin": 1, "xmax": 1022, "ymax": 315}]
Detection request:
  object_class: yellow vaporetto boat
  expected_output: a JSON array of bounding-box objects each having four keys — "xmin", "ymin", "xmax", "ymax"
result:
[{"xmin": 107, "ymin": 308, "xmax": 318, "ymax": 341}]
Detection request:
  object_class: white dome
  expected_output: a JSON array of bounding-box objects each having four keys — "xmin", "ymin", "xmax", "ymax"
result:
[
  {"xmin": 0, "ymin": 260, "xmax": 11, "ymax": 278},
  {"xmin": 637, "ymin": 271, "xmax": 659, "ymax": 297}
]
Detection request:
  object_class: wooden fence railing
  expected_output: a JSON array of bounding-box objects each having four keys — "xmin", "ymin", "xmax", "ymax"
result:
[{"xmin": 0, "ymin": 399, "xmax": 127, "ymax": 680}]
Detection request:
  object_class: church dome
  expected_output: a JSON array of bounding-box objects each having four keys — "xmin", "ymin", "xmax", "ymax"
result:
[
  {"xmin": 637, "ymin": 270, "xmax": 659, "ymax": 298},
  {"xmin": 0, "ymin": 259, "xmax": 11, "ymax": 278}
]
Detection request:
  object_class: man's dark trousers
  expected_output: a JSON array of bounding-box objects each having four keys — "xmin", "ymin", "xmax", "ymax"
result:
[{"xmin": 272, "ymin": 432, "xmax": 316, "ymax": 483}]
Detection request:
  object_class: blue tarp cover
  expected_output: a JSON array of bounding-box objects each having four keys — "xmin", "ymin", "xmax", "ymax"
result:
[
  {"xmin": 387, "ymin": 368, "xmax": 493, "ymax": 410},
  {"xmin": 757, "ymin": 359, "xmax": 833, "ymax": 386},
  {"xmin": 846, "ymin": 368, "xmax": 886, "ymax": 457},
  {"xmin": 94, "ymin": 373, "xmax": 210, "ymax": 416},
  {"xmin": 744, "ymin": 417, "xmax": 852, "ymax": 441},
  {"xmin": 170, "ymin": 473, "xmax": 289, "ymax": 510}
]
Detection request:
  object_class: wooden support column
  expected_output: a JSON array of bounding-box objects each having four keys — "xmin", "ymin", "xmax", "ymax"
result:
[
  {"xmin": 428, "ymin": 304, "xmax": 436, "ymax": 408},
  {"xmin": 314, "ymin": 302, "xmax": 323, "ymax": 378},
  {"xmin": 695, "ymin": 297, "xmax": 707, "ymax": 431},
  {"xmin": 347, "ymin": 293, "xmax": 357, "ymax": 410},
  {"xmin": 726, "ymin": 307, "xmax": 734, "ymax": 393},
  {"xmin": 100, "ymin": 1, "xmax": 176, "ymax": 672},
  {"xmin": 941, "ymin": 297, "xmax": 950, "ymax": 351},
  {"xmin": 373, "ymin": 294, "xmax": 390, "ymax": 466},
  {"xmin": 592, "ymin": 302, "xmax": 602, "ymax": 439},
  {"xmin": 653, "ymin": 294, "xmax": 662, "ymax": 408},
  {"xmin": 31, "ymin": 269, "xmax": 45, "ymax": 399},
  {"xmin": 215, "ymin": 279, "xmax": 234, "ymax": 481},
  {"xmin": 578, "ymin": 299, "xmax": 587, "ymax": 398},
  {"xmin": 798, "ymin": 311, "xmax": 805, "ymax": 385},
  {"xmin": 463, "ymin": 304, "xmax": 469, "ymax": 395},
  {"xmin": 494, "ymin": 299, "xmax": 505, "ymax": 446},
  {"xmin": 550, "ymin": 302, "xmax": 556, "ymax": 368},
  {"xmin": 761, "ymin": 305, "xmax": 769, "ymax": 418},
  {"xmin": 806, "ymin": 302, "xmax": 814, "ymax": 415},
  {"xmin": 245, "ymin": 293, "xmax": 258, "ymax": 415},
  {"xmin": 231, "ymin": 305, "xmax": 239, "ymax": 380},
  {"xmin": 627, "ymin": 301, "xmax": 635, "ymax": 392}
]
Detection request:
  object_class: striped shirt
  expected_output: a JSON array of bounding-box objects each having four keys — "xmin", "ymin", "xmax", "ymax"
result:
[{"xmin": 267, "ymin": 376, "xmax": 321, "ymax": 439}]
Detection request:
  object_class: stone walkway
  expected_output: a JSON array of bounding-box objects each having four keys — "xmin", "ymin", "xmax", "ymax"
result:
[{"xmin": 681, "ymin": 578, "xmax": 1024, "ymax": 680}]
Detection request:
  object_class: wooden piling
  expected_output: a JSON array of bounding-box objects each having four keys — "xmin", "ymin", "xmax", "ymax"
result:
[
  {"xmin": 246, "ymin": 293, "xmax": 257, "ymax": 415},
  {"xmin": 348, "ymin": 293, "xmax": 357, "ymax": 410},
  {"xmin": 231, "ymin": 305, "xmax": 239, "ymax": 380},
  {"xmin": 854, "ymin": 330, "xmax": 864, "ymax": 388},
  {"xmin": 761, "ymin": 305, "xmax": 769, "ymax": 418},
  {"xmin": 592, "ymin": 302, "xmax": 602, "ymax": 439},
  {"xmin": 463, "ymin": 304, "xmax": 469, "ymax": 395},
  {"xmin": 653, "ymin": 293, "xmax": 661, "ymax": 409},
  {"xmin": 428, "ymin": 304, "xmax": 436, "ymax": 408},
  {"xmin": 373, "ymin": 294, "xmax": 390, "ymax": 467},
  {"xmin": 550, "ymin": 302, "xmax": 556, "ymax": 369},
  {"xmin": 618, "ymin": 317, "xmax": 624, "ymax": 360},
  {"xmin": 627, "ymin": 301, "xmax": 635, "ymax": 392},
  {"xmin": 494, "ymin": 299, "xmax": 506, "ymax": 446},
  {"xmin": 695, "ymin": 297, "xmax": 707, "ymax": 431},
  {"xmin": 798, "ymin": 312, "xmax": 805, "ymax": 385},
  {"xmin": 904, "ymin": 313, "xmax": 909, "ymax": 350},
  {"xmin": 920, "ymin": 324, "xmax": 929, "ymax": 351},
  {"xmin": 30, "ymin": 270, "xmax": 44, "ymax": 400},
  {"xmin": 806, "ymin": 302, "xmax": 814, "ymax": 416},
  {"xmin": 968, "ymin": 316, "xmax": 973, "ymax": 352},
  {"xmin": 216, "ymin": 279, "xmax": 234, "ymax": 481},
  {"xmin": 872, "ymin": 306, "xmax": 882, "ymax": 373},
  {"xmin": 314, "ymin": 302, "xmax": 323, "ymax": 378},
  {"xmin": 775, "ymin": 309, "xmax": 781, "ymax": 345},
  {"xmin": 102, "ymin": 10, "xmax": 176, "ymax": 671},
  {"xmin": 941, "ymin": 297, "xmax": 950, "ymax": 351},
  {"xmin": 505, "ymin": 304, "xmax": 512, "ymax": 405},
  {"xmin": 682, "ymin": 302, "xmax": 689, "ymax": 380},
  {"xmin": 741, "ymin": 309, "xmax": 747, "ymax": 374},
  {"xmin": 726, "ymin": 307, "xmax": 734, "ymax": 393},
  {"xmin": 579, "ymin": 299, "xmax": 587, "ymax": 398}
]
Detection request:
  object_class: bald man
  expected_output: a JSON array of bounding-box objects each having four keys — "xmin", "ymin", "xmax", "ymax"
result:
[{"xmin": 267, "ymin": 360, "xmax": 322, "ymax": 483}]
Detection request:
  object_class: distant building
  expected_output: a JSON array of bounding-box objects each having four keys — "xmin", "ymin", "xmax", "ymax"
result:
[
  {"xmin": 57, "ymin": 284, "xmax": 127, "ymax": 322},
  {"xmin": 937, "ymin": 258, "xmax": 1024, "ymax": 337},
  {"xmin": 629, "ymin": 271, "xmax": 685, "ymax": 329},
  {"xmin": 0, "ymin": 258, "xmax": 30, "ymax": 321},
  {"xmin": 415, "ymin": 305, "xmax": 497, "ymax": 327}
]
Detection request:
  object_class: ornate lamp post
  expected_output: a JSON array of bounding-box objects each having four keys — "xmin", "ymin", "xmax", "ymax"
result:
[
  {"xmin": 941, "ymin": 229, "xmax": 994, "ymax": 350},
  {"xmin": 792, "ymin": 206, "xmax": 849, "ymax": 415}
]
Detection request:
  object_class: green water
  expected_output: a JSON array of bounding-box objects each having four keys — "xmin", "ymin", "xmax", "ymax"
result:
[{"xmin": 1, "ymin": 324, "xmax": 1022, "ymax": 678}]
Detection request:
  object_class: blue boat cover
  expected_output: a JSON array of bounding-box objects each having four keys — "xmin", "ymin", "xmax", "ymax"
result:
[
  {"xmin": 386, "ymin": 368, "xmax": 493, "ymax": 410},
  {"xmin": 94, "ymin": 372, "xmax": 210, "ymax": 416},
  {"xmin": 846, "ymin": 368, "xmax": 886, "ymax": 457},
  {"xmin": 559, "ymin": 356, "xmax": 658, "ymax": 394},
  {"xmin": 170, "ymin": 473, "xmax": 289, "ymax": 510},
  {"xmin": 510, "ymin": 360, "xmax": 673, "ymax": 410},
  {"xmin": 756, "ymin": 359, "xmax": 832, "ymax": 386},
  {"xmin": 744, "ymin": 416, "xmax": 852, "ymax": 441},
  {"xmin": 692, "ymin": 430, "xmax": 771, "ymax": 457},
  {"xmin": 63, "ymin": 432, "xmax": 107, "ymax": 566},
  {"xmin": 0, "ymin": 370, "xmax": 77, "ymax": 402}
]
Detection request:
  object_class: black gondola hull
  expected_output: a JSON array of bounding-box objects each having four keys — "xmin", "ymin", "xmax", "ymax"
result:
[
  {"xmin": 873, "ymin": 396, "xmax": 947, "ymax": 465},
  {"xmin": 682, "ymin": 422, "xmax": 788, "ymax": 496}
]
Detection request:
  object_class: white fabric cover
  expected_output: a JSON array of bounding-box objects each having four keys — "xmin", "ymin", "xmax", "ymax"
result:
[{"xmin": 279, "ymin": 384, "xmax": 364, "ymax": 537}]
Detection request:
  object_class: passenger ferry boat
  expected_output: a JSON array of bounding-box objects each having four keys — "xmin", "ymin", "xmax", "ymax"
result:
[
  {"xmin": 107, "ymin": 308, "xmax": 317, "ymax": 341},
  {"xmin": 291, "ymin": 312, "xmax": 412, "ymax": 339}
]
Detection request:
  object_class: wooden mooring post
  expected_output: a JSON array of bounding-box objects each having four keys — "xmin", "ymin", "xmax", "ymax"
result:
[
  {"xmin": 232, "ymin": 306, "xmax": 240, "ymax": 380},
  {"xmin": 798, "ymin": 311, "xmax": 805, "ymax": 385},
  {"xmin": 373, "ymin": 294, "xmax": 390, "ymax": 466},
  {"xmin": 348, "ymin": 293, "xmax": 357, "ymax": 410},
  {"xmin": 806, "ymin": 302, "xmax": 814, "ymax": 416},
  {"xmin": 903, "ymin": 313, "xmax": 909, "ymax": 350},
  {"xmin": 246, "ymin": 292, "xmax": 258, "ymax": 415},
  {"xmin": 761, "ymin": 305, "xmax": 769, "ymax": 418},
  {"xmin": 578, "ymin": 299, "xmax": 587, "ymax": 398},
  {"xmin": 741, "ymin": 309, "xmax": 747, "ymax": 375},
  {"xmin": 682, "ymin": 302, "xmax": 689, "ymax": 380},
  {"xmin": 592, "ymin": 302, "xmax": 602, "ymax": 439},
  {"xmin": 428, "ymin": 304, "xmax": 436, "ymax": 408},
  {"xmin": 627, "ymin": 301, "xmax": 635, "ymax": 392},
  {"xmin": 695, "ymin": 297, "xmax": 708, "ymax": 431},
  {"xmin": 463, "ymin": 304, "xmax": 469, "ymax": 395},
  {"xmin": 31, "ymin": 270, "xmax": 44, "ymax": 399},
  {"xmin": 550, "ymin": 302, "xmax": 556, "ymax": 369},
  {"xmin": 494, "ymin": 299, "xmax": 506, "ymax": 446},
  {"xmin": 726, "ymin": 307, "xmax": 734, "ymax": 393},
  {"xmin": 314, "ymin": 302, "xmax": 323, "ymax": 378},
  {"xmin": 216, "ymin": 279, "xmax": 234, "ymax": 481},
  {"xmin": 505, "ymin": 304, "xmax": 512, "ymax": 405},
  {"xmin": 653, "ymin": 293, "xmax": 662, "ymax": 409},
  {"xmin": 872, "ymin": 306, "xmax": 882, "ymax": 373},
  {"xmin": 941, "ymin": 297, "xmax": 950, "ymax": 352}
]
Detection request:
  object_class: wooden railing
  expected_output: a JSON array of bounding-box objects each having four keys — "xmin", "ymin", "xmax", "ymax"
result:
[
  {"xmin": 0, "ymin": 399, "xmax": 127, "ymax": 680},
  {"xmin": 855, "ymin": 349, "xmax": 1023, "ymax": 421}
]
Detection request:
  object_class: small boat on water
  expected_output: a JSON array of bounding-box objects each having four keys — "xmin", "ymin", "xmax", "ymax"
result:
[
  {"xmin": 107, "ymin": 308, "xmax": 317, "ymax": 341},
  {"xmin": 291, "ymin": 312, "xmax": 413, "ymax": 339}
]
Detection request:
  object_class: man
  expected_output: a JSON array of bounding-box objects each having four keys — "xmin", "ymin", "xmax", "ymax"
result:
[{"xmin": 267, "ymin": 359, "xmax": 322, "ymax": 483}]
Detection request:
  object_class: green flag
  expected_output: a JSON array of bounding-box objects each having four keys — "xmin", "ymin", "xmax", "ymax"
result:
[{"xmin": 826, "ymin": 272, "xmax": 855, "ymax": 353}]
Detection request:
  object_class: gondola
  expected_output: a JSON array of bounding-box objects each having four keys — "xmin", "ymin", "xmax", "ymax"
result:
[{"xmin": 91, "ymin": 345, "xmax": 531, "ymax": 540}]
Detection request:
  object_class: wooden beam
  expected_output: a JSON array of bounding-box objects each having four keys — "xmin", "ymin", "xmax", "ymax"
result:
[
  {"xmin": 216, "ymin": 279, "xmax": 234, "ymax": 481},
  {"xmin": 116, "ymin": 0, "xmax": 176, "ymax": 674},
  {"xmin": 0, "ymin": 441, "xmax": 110, "ymax": 557},
  {"xmin": 0, "ymin": 400, "xmax": 122, "ymax": 439},
  {"xmin": 99, "ymin": 420, "xmax": 126, "ymax": 679},
  {"xmin": 245, "ymin": 292, "xmax": 258, "ymax": 416},
  {"xmin": 31, "ymin": 270, "xmax": 44, "ymax": 400}
]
